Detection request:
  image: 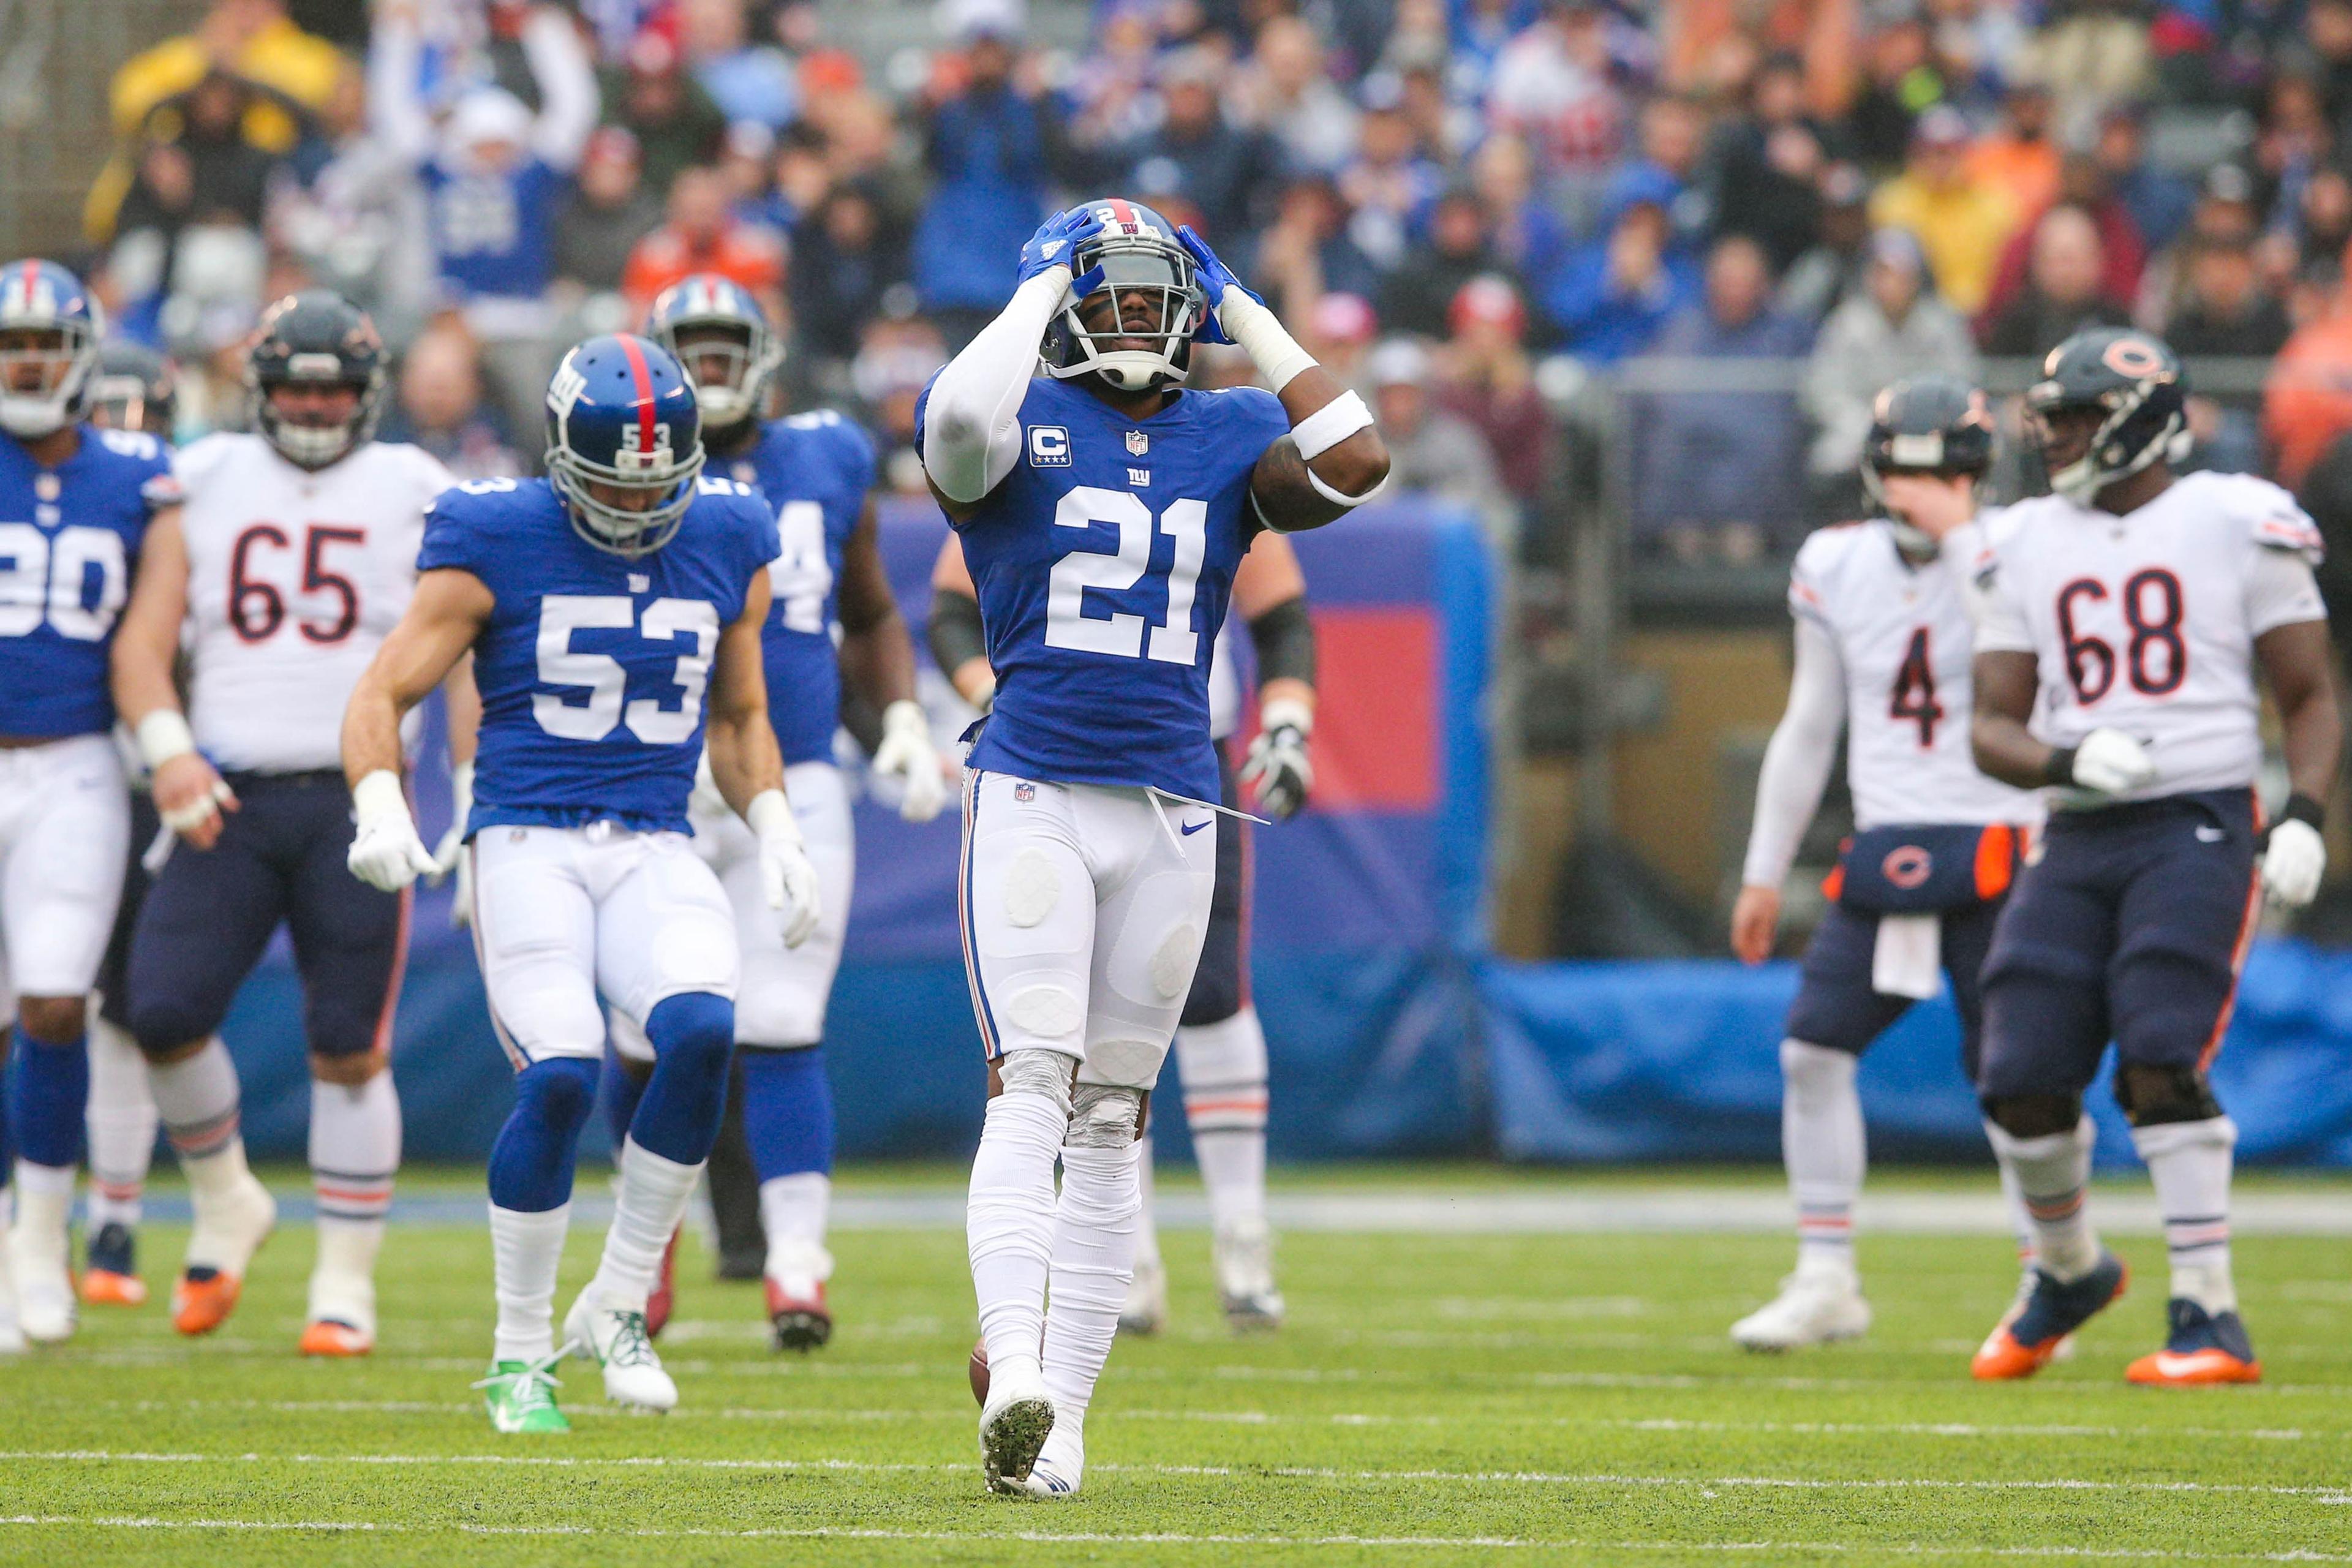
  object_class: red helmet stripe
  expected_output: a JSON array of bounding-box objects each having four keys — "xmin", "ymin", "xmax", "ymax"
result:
[
  {"xmin": 617, "ymin": 334, "xmax": 657, "ymax": 454},
  {"xmin": 20, "ymin": 265, "xmax": 34, "ymax": 311},
  {"xmin": 1108, "ymin": 197, "xmax": 1136, "ymax": 227}
]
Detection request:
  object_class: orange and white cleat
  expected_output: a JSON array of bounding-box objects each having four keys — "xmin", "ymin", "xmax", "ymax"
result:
[
  {"xmin": 766, "ymin": 1274, "xmax": 831, "ymax": 1352},
  {"xmin": 172, "ymin": 1267, "xmax": 246, "ymax": 1336},
  {"xmin": 81, "ymin": 1223, "xmax": 148, "ymax": 1306},
  {"xmin": 172, "ymin": 1171, "xmax": 277, "ymax": 1336},
  {"xmin": 2125, "ymin": 1299, "xmax": 2261, "ymax": 1386},
  {"xmin": 1973, "ymin": 1252, "xmax": 2127, "ymax": 1381},
  {"xmin": 298, "ymin": 1318, "xmax": 375, "ymax": 1357},
  {"xmin": 644, "ymin": 1229, "xmax": 680, "ymax": 1340}
]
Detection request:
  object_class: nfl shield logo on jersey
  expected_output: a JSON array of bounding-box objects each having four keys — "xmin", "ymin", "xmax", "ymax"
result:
[{"xmin": 1125, "ymin": 430, "xmax": 1148, "ymax": 456}]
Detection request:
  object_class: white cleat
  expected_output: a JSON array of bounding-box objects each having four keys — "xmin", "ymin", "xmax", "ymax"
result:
[
  {"xmin": 9, "ymin": 1186, "xmax": 77, "ymax": 1343},
  {"xmin": 1019, "ymin": 1419, "xmax": 1085, "ymax": 1499},
  {"xmin": 1731, "ymin": 1267, "xmax": 1872, "ymax": 1351},
  {"xmin": 978, "ymin": 1362, "xmax": 1055, "ymax": 1496},
  {"xmin": 1213, "ymin": 1219, "xmax": 1284, "ymax": 1331},
  {"xmin": 562, "ymin": 1289, "xmax": 677, "ymax": 1412},
  {"xmin": 1119, "ymin": 1254, "xmax": 1167, "ymax": 1336}
]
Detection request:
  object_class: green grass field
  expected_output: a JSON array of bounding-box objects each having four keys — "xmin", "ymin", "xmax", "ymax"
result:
[{"xmin": 7, "ymin": 1166, "xmax": 2351, "ymax": 1567}]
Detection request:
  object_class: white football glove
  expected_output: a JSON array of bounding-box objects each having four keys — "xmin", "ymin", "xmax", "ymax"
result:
[
  {"xmin": 1241, "ymin": 696, "xmax": 1315, "ymax": 820},
  {"xmin": 2064, "ymin": 728, "xmax": 2158, "ymax": 796},
  {"xmin": 747, "ymin": 790, "xmax": 822, "ymax": 948},
  {"xmin": 873, "ymin": 698, "xmax": 947, "ymax": 823},
  {"xmin": 347, "ymin": 770, "xmax": 437, "ymax": 892},
  {"xmin": 2263, "ymin": 815, "xmax": 2327, "ymax": 908}
]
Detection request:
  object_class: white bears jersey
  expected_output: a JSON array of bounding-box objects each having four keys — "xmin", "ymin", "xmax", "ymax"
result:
[
  {"xmin": 1791, "ymin": 516, "xmax": 2041, "ymax": 831},
  {"xmin": 176, "ymin": 435, "xmax": 456, "ymax": 771},
  {"xmin": 1973, "ymin": 470, "xmax": 2327, "ymax": 802}
]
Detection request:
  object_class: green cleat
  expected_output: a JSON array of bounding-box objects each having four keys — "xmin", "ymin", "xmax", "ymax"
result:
[{"xmin": 473, "ymin": 1357, "xmax": 571, "ymax": 1434}]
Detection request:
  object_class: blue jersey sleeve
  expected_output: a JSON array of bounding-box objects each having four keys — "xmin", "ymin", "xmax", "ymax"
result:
[
  {"xmin": 828, "ymin": 418, "xmax": 879, "ymax": 498},
  {"xmin": 417, "ymin": 483, "xmax": 497, "ymax": 577}
]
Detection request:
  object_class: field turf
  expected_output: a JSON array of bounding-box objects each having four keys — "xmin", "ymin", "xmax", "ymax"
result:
[{"xmin": 6, "ymin": 1166, "xmax": 2350, "ymax": 1567}]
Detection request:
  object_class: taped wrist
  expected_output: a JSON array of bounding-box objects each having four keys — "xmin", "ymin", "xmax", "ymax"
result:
[
  {"xmin": 996, "ymin": 1046, "xmax": 1074, "ymax": 1120},
  {"xmin": 1248, "ymin": 595, "xmax": 1317, "ymax": 688},
  {"xmin": 1290, "ymin": 391, "xmax": 1374, "ymax": 461},
  {"xmin": 1067, "ymin": 1082, "xmax": 1144, "ymax": 1148},
  {"xmin": 928, "ymin": 588, "xmax": 990, "ymax": 682},
  {"xmin": 137, "ymin": 709, "xmax": 197, "ymax": 771}
]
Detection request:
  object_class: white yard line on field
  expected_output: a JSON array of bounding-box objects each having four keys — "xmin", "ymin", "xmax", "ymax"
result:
[{"xmin": 9, "ymin": 1449, "xmax": 2347, "ymax": 1502}]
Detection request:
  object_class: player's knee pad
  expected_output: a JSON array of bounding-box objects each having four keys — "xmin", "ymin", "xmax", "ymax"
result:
[
  {"xmin": 2113, "ymin": 1062, "xmax": 2223, "ymax": 1128},
  {"xmin": 1981, "ymin": 1092, "xmax": 2084, "ymax": 1140},
  {"xmin": 996, "ymin": 1046, "xmax": 1075, "ymax": 1120},
  {"xmin": 1068, "ymin": 1082, "xmax": 1144, "ymax": 1149}
]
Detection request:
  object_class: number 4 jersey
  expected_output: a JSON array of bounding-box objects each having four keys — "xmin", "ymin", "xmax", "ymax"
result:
[
  {"xmin": 418, "ymin": 474, "xmax": 780, "ymax": 835},
  {"xmin": 1972, "ymin": 470, "xmax": 2327, "ymax": 802},
  {"xmin": 1789, "ymin": 516, "xmax": 2039, "ymax": 831},
  {"xmin": 917, "ymin": 375, "xmax": 1293, "ymax": 803},
  {"xmin": 0, "ymin": 425, "xmax": 177, "ymax": 738},
  {"xmin": 177, "ymin": 434, "xmax": 456, "ymax": 771}
]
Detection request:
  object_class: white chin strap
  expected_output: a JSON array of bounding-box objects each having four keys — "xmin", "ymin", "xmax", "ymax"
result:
[
  {"xmin": 695, "ymin": 382, "xmax": 754, "ymax": 427},
  {"xmin": 0, "ymin": 393, "xmax": 69, "ymax": 438},
  {"xmin": 1090, "ymin": 352, "xmax": 1171, "ymax": 391},
  {"xmin": 273, "ymin": 421, "xmax": 356, "ymax": 467}
]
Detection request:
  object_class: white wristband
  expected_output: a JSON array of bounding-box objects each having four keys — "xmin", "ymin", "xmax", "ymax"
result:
[
  {"xmin": 1259, "ymin": 696, "xmax": 1314, "ymax": 736},
  {"xmin": 746, "ymin": 788, "xmax": 802, "ymax": 847},
  {"xmin": 1291, "ymin": 391, "xmax": 1374, "ymax": 461},
  {"xmin": 136, "ymin": 709, "xmax": 197, "ymax": 771},
  {"xmin": 352, "ymin": 769, "xmax": 408, "ymax": 825},
  {"xmin": 1216, "ymin": 291, "xmax": 1318, "ymax": 393}
]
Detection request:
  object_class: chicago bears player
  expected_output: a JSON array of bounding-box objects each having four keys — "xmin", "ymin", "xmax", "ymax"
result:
[
  {"xmin": 0, "ymin": 261, "xmax": 177, "ymax": 1345},
  {"xmin": 78, "ymin": 340, "xmax": 178, "ymax": 1309},
  {"xmin": 922, "ymin": 199, "xmax": 1387, "ymax": 1497},
  {"xmin": 930, "ymin": 526, "xmax": 1318, "ymax": 1334},
  {"xmin": 1729, "ymin": 376, "xmax": 2045, "ymax": 1351},
  {"xmin": 341, "ymin": 334, "xmax": 817, "ymax": 1433},
  {"xmin": 1968, "ymin": 329, "xmax": 2338, "ymax": 1385},
  {"xmin": 110, "ymin": 292, "xmax": 458, "ymax": 1353},
  {"xmin": 595, "ymin": 275, "xmax": 944, "ymax": 1352}
]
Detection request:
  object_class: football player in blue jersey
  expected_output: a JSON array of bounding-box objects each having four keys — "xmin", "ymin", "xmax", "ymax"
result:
[
  {"xmin": 600, "ymin": 275, "xmax": 946, "ymax": 1351},
  {"xmin": 922, "ymin": 198, "xmax": 1387, "ymax": 1496},
  {"xmin": 0, "ymin": 260, "xmax": 179, "ymax": 1348},
  {"xmin": 339, "ymin": 334, "xmax": 821, "ymax": 1433}
]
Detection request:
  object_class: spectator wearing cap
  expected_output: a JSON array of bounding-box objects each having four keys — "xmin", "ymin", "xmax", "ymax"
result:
[
  {"xmin": 1370, "ymin": 336, "xmax": 1512, "ymax": 539},
  {"xmin": 554, "ymin": 125, "xmax": 665, "ymax": 293},
  {"xmin": 680, "ymin": 0, "xmax": 799, "ymax": 129},
  {"xmin": 1981, "ymin": 202, "xmax": 2132, "ymax": 358},
  {"xmin": 1103, "ymin": 48, "xmax": 1270, "ymax": 244},
  {"xmin": 1631, "ymin": 233, "xmax": 1811, "ymax": 560},
  {"xmin": 1803, "ymin": 228, "xmax": 1980, "ymax": 517},
  {"xmin": 1703, "ymin": 53, "xmax": 1833, "ymax": 276},
  {"xmin": 1251, "ymin": 176, "xmax": 1384, "ymax": 325},
  {"xmin": 1301, "ymin": 292, "xmax": 1380, "ymax": 389},
  {"xmin": 1487, "ymin": 0, "xmax": 1624, "ymax": 203},
  {"xmin": 380, "ymin": 323, "xmax": 524, "ymax": 483},
  {"xmin": 622, "ymin": 163, "xmax": 789, "ymax": 315},
  {"xmin": 1545, "ymin": 185, "xmax": 1698, "ymax": 363},
  {"xmin": 1232, "ymin": 15, "xmax": 1359, "ymax": 176},
  {"xmin": 602, "ymin": 30, "xmax": 731, "ymax": 195},
  {"xmin": 1777, "ymin": 161, "xmax": 1875, "ymax": 323},
  {"xmin": 1437, "ymin": 275, "xmax": 1551, "ymax": 510},
  {"xmin": 1339, "ymin": 78, "xmax": 1447, "ymax": 273},
  {"xmin": 1384, "ymin": 187, "xmax": 1518, "ymax": 339},
  {"xmin": 1869, "ymin": 105, "xmax": 2020, "ymax": 316}
]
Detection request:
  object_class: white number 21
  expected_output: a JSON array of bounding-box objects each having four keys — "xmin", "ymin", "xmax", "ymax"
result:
[{"xmin": 1044, "ymin": 486, "xmax": 1205, "ymax": 666}]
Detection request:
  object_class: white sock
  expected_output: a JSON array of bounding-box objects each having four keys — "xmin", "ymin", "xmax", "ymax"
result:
[
  {"xmin": 2132, "ymin": 1116, "xmax": 2238, "ymax": 1314},
  {"xmin": 1782, "ymin": 1039, "xmax": 1863, "ymax": 1275},
  {"xmin": 758, "ymin": 1170, "xmax": 833, "ymax": 1283},
  {"xmin": 1175, "ymin": 1009, "xmax": 1269, "ymax": 1237},
  {"xmin": 310, "ymin": 1072, "xmax": 400, "ymax": 1227},
  {"xmin": 85, "ymin": 1017, "xmax": 157, "ymax": 1231},
  {"xmin": 1040, "ymin": 1141, "xmax": 1141, "ymax": 1423},
  {"xmin": 1996, "ymin": 1150, "xmax": 2039, "ymax": 1271},
  {"xmin": 148, "ymin": 1038, "xmax": 242, "ymax": 1163},
  {"xmin": 589, "ymin": 1137, "xmax": 703, "ymax": 1314},
  {"xmin": 967, "ymin": 1089, "xmax": 1069, "ymax": 1387},
  {"xmin": 1985, "ymin": 1115, "xmax": 2100, "ymax": 1281},
  {"xmin": 1131, "ymin": 1135, "xmax": 1161, "ymax": 1275},
  {"xmin": 489, "ymin": 1202, "xmax": 570, "ymax": 1364},
  {"xmin": 12, "ymin": 1161, "xmax": 74, "ymax": 1264}
]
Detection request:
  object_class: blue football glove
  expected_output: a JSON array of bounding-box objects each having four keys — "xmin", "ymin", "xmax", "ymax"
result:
[
  {"xmin": 1019, "ymin": 206, "xmax": 1106, "ymax": 290},
  {"xmin": 1177, "ymin": 225, "xmax": 1262, "ymax": 347}
]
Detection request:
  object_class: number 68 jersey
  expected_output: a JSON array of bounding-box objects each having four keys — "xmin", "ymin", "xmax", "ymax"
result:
[
  {"xmin": 916, "ymin": 375, "xmax": 1293, "ymax": 804},
  {"xmin": 1970, "ymin": 470, "xmax": 2327, "ymax": 803},
  {"xmin": 176, "ymin": 433, "xmax": 456, "ymax": 771},
  {"xmin": 1791, "ymin": 517, "xmax": 2040, "ymax": 830}
]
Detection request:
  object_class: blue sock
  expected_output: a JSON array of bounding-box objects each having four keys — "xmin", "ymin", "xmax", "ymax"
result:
[
  {"xmin": 628, "ymin": 992, "xmax": 736, "ymax": 1166},
  {"xmin": 8, "ymin": 1027, "xmax": 88, "ymax": 1169},
  {"xmin": 740, "ymin": 1046, "xmax": 834, "ymax": 1182},
  {"xmin": 598, "ymin": 1049, "xmax": 647, "ymax": 1153},
  {"xmin": 487, "ymin": 1057, "xmax": 600, "ymax": 1213}
]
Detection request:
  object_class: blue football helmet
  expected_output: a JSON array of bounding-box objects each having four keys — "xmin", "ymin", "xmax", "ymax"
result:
[
  {"xmin": 0, "ymin": 259, "xmax": 106, "ymax": 439},
  {"xmin": 1043, "ymin": 198, "xmax": 1205, "ymax": 393},
  {"xmin": 545, "ymin": 334, "xmax": 706, "ymax": 557},
  {"xmin": 646, "ymin": 274, "xmax": 782, "ymax": 432}
]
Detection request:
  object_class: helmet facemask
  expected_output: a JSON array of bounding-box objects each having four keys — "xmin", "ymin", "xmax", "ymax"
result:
[
  {"xmin": 663, "ymin": 318, "xmax": 781, "ymax": 432},
  {"xmin": 255, "ymin": 354, "xmax": 383, "ymax": 470},
  {"xmin": 548, "ymin": 424, "xmax": 706, "ymax": 558},
  {"xmin": 2029, "ymin": 383, "xmax": 2188, "ymax": 505},
  {"xmin": 0, "ymin": 322, "xmax": 99, "ymax": 439},
  {"xmin": 1048, "ymin": 235, "xmax": 1204, "ymax": 393}
]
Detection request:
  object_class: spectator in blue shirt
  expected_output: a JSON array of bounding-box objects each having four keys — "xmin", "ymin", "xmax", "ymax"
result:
[
  {"xmin": 912, "ymin": 4, "xmax": 1061, "ymax": 343},
  {"xmin": 1546, "ymin": 190, "xmax": 1698, "ymax": 361}
]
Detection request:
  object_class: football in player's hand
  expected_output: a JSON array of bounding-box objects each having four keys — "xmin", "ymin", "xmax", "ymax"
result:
[{"xmin": 968, "ymin": 1336, "xmax": 990, "ymax": 1406}]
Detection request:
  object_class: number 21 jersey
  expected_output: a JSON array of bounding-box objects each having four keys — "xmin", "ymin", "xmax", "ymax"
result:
[
  {"xmin": 1972, "ymin": 470, "xmax": 2326, "ymax": 802},
  {"xmin": 918, "ymin": 375, "xmax": 1292, "ymax": 803}
]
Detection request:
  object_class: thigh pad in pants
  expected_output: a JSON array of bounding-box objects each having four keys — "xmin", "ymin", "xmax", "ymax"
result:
[{"xmin": 0, "ymin": 735, "xmax": 130, "ymax": 995}]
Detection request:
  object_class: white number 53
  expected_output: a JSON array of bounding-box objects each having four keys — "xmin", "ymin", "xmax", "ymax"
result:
[
  {"xmin": 1044, "ymin": 486, "xmax": 1205, "ymax": 665},
  {"xmin": 533, "ymin": 594, "xmax": 718, "ymax": 744}
]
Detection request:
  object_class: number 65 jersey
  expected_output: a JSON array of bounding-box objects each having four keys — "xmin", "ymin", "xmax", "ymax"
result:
[
  {"xmin": 1790, "ymin": 516, "xmax": 2040, "ymax": 831},
  {"xmin": 916, "ymin": 375, "xmax": 1292, "ymax": 804},
  {"xmin": 1971, "ymin": 470, "xmax": 2327, "ymax": 803},
  {"xmin": 176, "ymin": 433, "xmax": 455, "ymax": 771}
]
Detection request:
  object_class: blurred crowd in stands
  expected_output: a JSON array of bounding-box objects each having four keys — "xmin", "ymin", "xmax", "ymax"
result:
[{"xmin": 63, "ymin": 0, "xmax": 2352, "ymax": 573}]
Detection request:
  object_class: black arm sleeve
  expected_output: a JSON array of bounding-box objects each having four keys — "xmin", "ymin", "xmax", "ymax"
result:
[
  {"xmin": 927, "ymin": 587, "xmax": 990, "ymax": 683},
  {"xmin": 1248, "ymin": 594, "xmax": 1317, "ymax": 690}
]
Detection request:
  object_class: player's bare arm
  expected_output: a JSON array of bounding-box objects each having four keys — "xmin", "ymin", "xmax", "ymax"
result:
[
  {"xmin": 1969, "ymin": 649, "xmax": 2049, "ymax": 791},
  {"xmin": 109, "ymin": 503, "xmax": 239, "ymax": 850},
  {"xmin": 2256, "ymin": 619, "xmax": 2340, "ymax": 809},
  {"xmin": 703, "ymin": 569, "xmax": 786, "ymax": 816},
  {"xmin": 928, "ymin": 532, "xmax": 997, "ymax": 706},
  {"xmin": 343, "ymin": 567, "xmax": 495, "ymax": 785}
]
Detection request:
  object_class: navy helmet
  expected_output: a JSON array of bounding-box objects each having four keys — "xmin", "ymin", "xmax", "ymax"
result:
[
  {"xmin": 0, "ymin": 259, "xmax": 106, "ymax": 439},
  {"xmin": 646, "ymin": 274, "xmax": 782, "ymax": 432},
  {"xmin": 545, "ymin": 333, "xmax": 706, "ymax": 557},
  {"xmin": 246, "ymin": 290, "xmax": 386, "ymax": 470},
  {"xmin": 2024, "ymin": 328, "xmax": 2188, "ymax": 504},
  {"xmin": 1861, "ymin": 372, "xmax": 1994, "ymax": 508},
  {"xmin": 88, "ymin": 340, "xmax": 178, "ymax": 437},
  {"xmin": 1043, "ymin": 197, "xmax": 1206, "ymax": 393}
]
